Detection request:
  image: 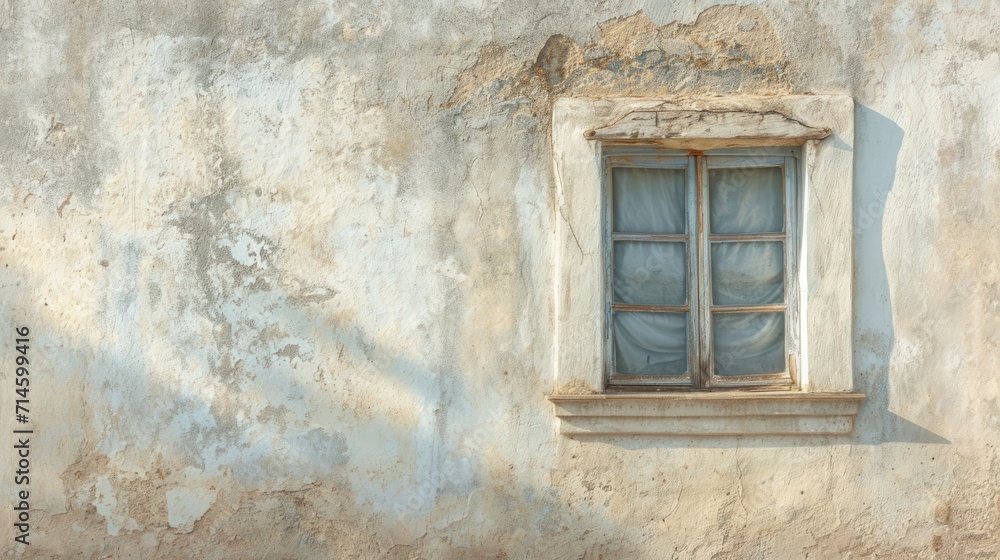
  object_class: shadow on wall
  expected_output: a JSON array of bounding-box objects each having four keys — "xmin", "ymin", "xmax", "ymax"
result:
[
  {"xmin": 0, "ymin": 254, "xmax": 591, "ymax": 557},
  {"xmin": 852, "ymin": 104, "xmax": 948, "ymax": 446}
]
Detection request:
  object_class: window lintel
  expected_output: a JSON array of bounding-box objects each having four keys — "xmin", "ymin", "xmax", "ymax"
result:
[{"xmin": 585, "ymin": 109, "xmax": 832, "ymax": 149}]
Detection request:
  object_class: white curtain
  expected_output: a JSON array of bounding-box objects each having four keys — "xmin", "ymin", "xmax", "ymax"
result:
[
  {"xmin": 611, "ymin": 164, "xmax": 787, "ymax": 378},
  {"xmin": 611, "ymin": 167, "xmax": 689, "ymax": 376},
  {"xmin": 711, "ymin": 241, "xmax": 783, "ymax": 305},
  {"xmin": 612, "ymin": 167, "xmax": 686, "ymax": 233},
  {"xmin": 708, "ymin": 167, "xmax": 784, "ymax": 234},
  {"xmin": 712, "ymin": 312, "xmax": 785, "ymax": 376},
  {"xmin": 614, "ymin": 241, "xmax": 686, "ymax": 305},
  {"xmin": 613, "ymin": 312, "xmax": 688, "ymax": 375}
]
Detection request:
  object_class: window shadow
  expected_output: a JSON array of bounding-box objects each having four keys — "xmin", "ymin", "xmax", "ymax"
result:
[{"xmin": 852, "ymin": 104, "xmax": 949, "ymax": 445}]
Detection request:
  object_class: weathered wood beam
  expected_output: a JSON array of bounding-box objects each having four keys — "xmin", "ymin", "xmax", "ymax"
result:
[{"xmin": 585, "ymin": 110, "xmax": 832, "ymax": 148}]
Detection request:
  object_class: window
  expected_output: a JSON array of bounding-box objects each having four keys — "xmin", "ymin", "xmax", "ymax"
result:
[
  {"xmin": 605, "ymin": 151, "xmax": 799, "ymax": 391},
  {"xmin": 547, "ymin": 96, "xmax": 864, "ymax": 436}
]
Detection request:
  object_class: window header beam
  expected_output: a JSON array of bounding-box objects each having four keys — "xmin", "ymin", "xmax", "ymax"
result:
[{"xmin": 585, "ymin": 109, "xmax": 831, "ymax": 149}]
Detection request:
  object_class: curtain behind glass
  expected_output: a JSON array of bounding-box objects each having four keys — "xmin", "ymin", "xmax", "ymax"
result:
[
  {"xmin": 612, "ymin": 167, "xmax": 686, "ymax": 234},
  {"xmin": 611, "ymin": 165, "xmax": 689, "ymax": 377},
  {"xmin": 713, "ymin": 312, "xmax": 785, "ymax": 375},
  {"xmin": 708, "ymin": 166, "xmax": 787, "ymax": 377},
  {"xmin": 614, "ymin": 312, "xmax": 688, "ymax": 375},
  {"xmin": 614, "ymin": 241, "xmax": 686, "ymax": 305},
  {"xmin": 708, "ymin": 167, "xmax": 783, "ymax": 234},
  {"xmin": 711, "ymin": 241, "xmax": 783, "ymax": 305}
]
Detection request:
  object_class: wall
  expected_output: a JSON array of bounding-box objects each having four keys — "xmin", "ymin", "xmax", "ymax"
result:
[{"xmin": 0, "ymin": 0, "xmax": 998, "ymax": 557}]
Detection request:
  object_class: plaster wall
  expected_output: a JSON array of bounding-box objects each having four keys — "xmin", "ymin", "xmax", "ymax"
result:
[{"xmin": 0, "ymin": 1, "xmax": 998, "ymax": 558}]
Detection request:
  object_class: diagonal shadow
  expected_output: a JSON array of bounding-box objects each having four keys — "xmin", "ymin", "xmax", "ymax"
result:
[{"xmin": 852, "ymin": 103, "xmax": 949, "ymax": 445}]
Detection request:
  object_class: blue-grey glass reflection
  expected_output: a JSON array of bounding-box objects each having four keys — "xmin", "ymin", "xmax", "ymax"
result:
[
  {"xmin": 711, "ymin": 241, "xmax": 784, "ymax": 305},
  {"xmin": 613, "ymin": 312, "xmax": 688, "ymax": 376},
  {"xmin": 612, "ymin": 167, "xmax": 686, "ymax": 234},
  {"xmin": 709, "ymin": 167, "xmax": 783, "ymax": 234},
  {"xmin": 712, "ymin": 312, "xmax": 785, "ymax": 376},
  {"xmin": 614, "ymin": 241, "xmax": 686, "ymax": 305}
]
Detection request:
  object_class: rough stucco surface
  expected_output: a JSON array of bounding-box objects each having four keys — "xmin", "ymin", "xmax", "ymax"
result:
[{"xmin": 0, "ymin": 0, "xmax": 998, "ymax": 558}]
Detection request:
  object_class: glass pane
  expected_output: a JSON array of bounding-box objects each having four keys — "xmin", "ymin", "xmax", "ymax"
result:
[
  {"xmin": 709, "ymin": 167, "xmax": 784, "ymax": 234},
  {"xmin": 614, "ymin": 241, "xmax": 686, "ymax": 305},
  {"xmin": 711, "ymin": 241, "xmax": 784, "ymax": 305},
  {"xmin": 612, "ymin": 167, "xmax": 686, "ymax": 234},
  {"xmin": 712, "ymin": 312, "xmax": 785, "ymax": 376},
  {"xmin": 613, "ymin": 312, "xmax": 688, "ymax": 376}
]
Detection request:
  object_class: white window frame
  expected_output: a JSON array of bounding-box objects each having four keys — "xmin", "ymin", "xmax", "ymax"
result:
[{"xmin": 548, "ymin": 96, "xmax": 864, "ymax": 436}]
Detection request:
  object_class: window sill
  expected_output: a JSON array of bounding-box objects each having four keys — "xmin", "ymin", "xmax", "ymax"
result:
[{"xmin": 547, "ymin": 392, "xmax": 864, "ymax": 436}]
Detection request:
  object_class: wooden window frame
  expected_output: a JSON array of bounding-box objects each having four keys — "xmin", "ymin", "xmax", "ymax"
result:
[{"xmin": 604, "ymin": 150, "xmax": 800, "ymax": 392}]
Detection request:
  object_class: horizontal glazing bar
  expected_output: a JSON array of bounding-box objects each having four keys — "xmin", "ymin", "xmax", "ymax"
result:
[
  {"xmin": 710, "ymin": 374, "xmax": 794, "ymax": 385},
  {"xmin": 612, "ymin": 233, "xmax": 688, "ymax": 242},
  {"xmin": 612, "ymin": 304, "xmax": 690, "ymax": 313},
  {"xmin": 709, "ymin": 233, "xmax": 786, "ymax": 242},
  {"xmin": 608, "ymin": 375, "xmax": 693, "ymax": 386},
  {"xmin": 705, "ymin": 156, "xmax": 785, "ymax": 168},
  {"xmin": 605, "ymin": 156, "xmax": 690, "ymax": 168},
  {"xmin": 710, "ymin": 304, "xmax": 787, "ymax": 313}
]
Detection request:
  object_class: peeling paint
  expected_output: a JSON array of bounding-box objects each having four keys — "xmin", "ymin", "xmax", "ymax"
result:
[{"xmin": 166, "ymin": 485, "xmax": 218, "ymax": 533}]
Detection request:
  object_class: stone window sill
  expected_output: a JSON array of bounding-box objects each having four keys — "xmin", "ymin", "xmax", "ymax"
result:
[{"xmin": 548, "ymin": 392, "xmax": 864, "ymax": 436}]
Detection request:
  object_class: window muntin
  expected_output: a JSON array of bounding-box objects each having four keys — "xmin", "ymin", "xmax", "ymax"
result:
[{"xmin": 605, "ymin": 152, "xmax": 799, "ymax": 390}]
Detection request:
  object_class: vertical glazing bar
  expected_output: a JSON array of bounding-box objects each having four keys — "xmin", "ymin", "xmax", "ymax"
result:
[
  {"xmin": 603, "ymin": 157, "xmax": 615, "ymax": 384},
  {"xmin": 696, "ymin": 156, "xmax": 712, "ymax": 388},
  {"xmin": 784, "ymin": 156, "xmax": 799, "ymax": 386},
  {"xmin": 686, "ymin": 156, "xmax": 699, "ymax": 386}
]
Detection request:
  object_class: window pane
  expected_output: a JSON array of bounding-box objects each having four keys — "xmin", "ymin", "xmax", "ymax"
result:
[
  {"xmin": 712, "ymin": 312, "xmax": 785, "ymax": 376},
  {"xmin": 612, "ymin": 167, "xmax": 686, "ymax": 234},
  {"xmin": 614, "ymin": 241, "xmax": 686, "ymax": 305},
  {"xmin": 711, "ymin": 241, "xmax": 784, "ymax": 305},
  {"xmin": 613, "ymin": 312, "xmax": 687, "ymax": 376},
  {"xmin": 709, "ymin": 167, "xmax": 783, "ymax": 234}
]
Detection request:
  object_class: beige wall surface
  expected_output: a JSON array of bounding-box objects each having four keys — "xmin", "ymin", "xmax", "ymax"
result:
[{"xmin": 0, "ymin": 1, "xmax": 997, "ymax": 558}]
